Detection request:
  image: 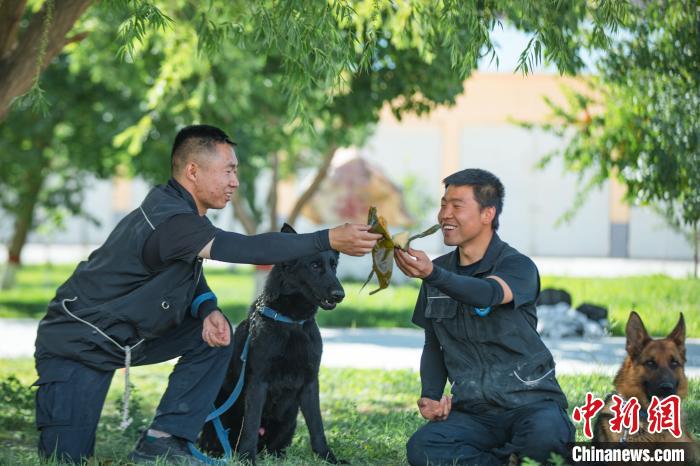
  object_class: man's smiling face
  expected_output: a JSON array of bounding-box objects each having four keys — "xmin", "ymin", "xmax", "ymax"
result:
[
  {"xmin": 193, "ymin": 143, "xmax": 239, "ymax": 212},
  {"xmin": 437, "ymin": 185, "xmax": 493, "ymax": 247}
]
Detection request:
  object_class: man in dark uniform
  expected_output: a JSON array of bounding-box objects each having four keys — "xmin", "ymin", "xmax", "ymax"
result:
[
  {"xmin": 33, "ymin": 124, "xmax": 381, "ymax": 464},
  {"xmin": 395, "ymin": 168, "xmax": 574, "ymax": 465}
]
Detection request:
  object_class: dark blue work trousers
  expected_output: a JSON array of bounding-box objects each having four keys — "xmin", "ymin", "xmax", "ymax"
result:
[
  {"xmin": 406, "ymin": 400, "xmax": 575, "ymax": 465},
  {"xmin": 34, "ymin": 316, "xmax": 234, "ymax": 464}
]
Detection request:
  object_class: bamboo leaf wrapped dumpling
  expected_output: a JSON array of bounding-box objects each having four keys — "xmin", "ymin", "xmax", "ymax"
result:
[{"xmin": 361, "ymin": 207, "xmax": 440, "ymax": 294}]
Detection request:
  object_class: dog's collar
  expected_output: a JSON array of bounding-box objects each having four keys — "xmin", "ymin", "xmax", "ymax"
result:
[
  {"xmin": 258, "ymin": 306, "xmax": 307, "ymax": 325},
  {"xmin": 605, "ymin": 391, "xmax": 650, "ymax": 444}
]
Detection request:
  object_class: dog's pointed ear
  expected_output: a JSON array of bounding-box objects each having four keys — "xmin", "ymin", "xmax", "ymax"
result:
[
  {"xmin": 281, "ymin": 223, "xmax": 297, "ymax": 234},
  {"xmin": 667, "ymin": 313, "xmax": 686, "ymax": 355},
  {"xmin": 626, "ymin": 311, "xmax": 651, "ymax": 359}
]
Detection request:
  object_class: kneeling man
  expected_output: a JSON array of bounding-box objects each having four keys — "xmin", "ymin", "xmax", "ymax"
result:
[{"xmin": 395, "ymin": 169, "xmax": 574, "ymax": 465}]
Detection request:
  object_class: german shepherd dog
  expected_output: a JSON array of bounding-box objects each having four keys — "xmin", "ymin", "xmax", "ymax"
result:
[
  {"xmin": 594, "ymin": 311, "xmax": 697, "ymax": 459},
  {"xmin": 198, "ymin": 224, "xmax": 345, "ymax": 464}
]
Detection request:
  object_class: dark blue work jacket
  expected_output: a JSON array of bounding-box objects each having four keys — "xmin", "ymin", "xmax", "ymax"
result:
[
  {"xmin": 35, "ymin": 182, "xmax": 204, "ymax": 370},
  {"xmin": 414, "ymin": 235, "xmax": 568, "ymax": 412}
]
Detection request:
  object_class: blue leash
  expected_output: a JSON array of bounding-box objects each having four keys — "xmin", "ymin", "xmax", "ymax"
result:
[{"xmin": 186, "ymin": 306, "xmax": 306, "ymax": 464}]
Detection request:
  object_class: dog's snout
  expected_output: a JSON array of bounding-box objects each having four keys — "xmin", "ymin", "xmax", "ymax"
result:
[
  {"xmin": 657, "ymin": 382, "xmax": 676, "ymax": 398},
  {"xmin": 331, "ymin": 289, "xmax": 345, "ymax": 302}
]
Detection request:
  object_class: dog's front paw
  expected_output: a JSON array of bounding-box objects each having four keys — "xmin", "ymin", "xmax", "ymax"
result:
[
  {"xmin": 320, "ymin": 450, "xmax": 348, "ymax": 464},
  {"xmin": 237, "ymin": 448, "xmax": 257, "ymax": 465}
]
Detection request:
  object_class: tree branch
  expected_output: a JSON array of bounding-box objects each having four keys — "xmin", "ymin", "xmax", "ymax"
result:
[
  {"xmin": 286, "ymin": 145, "xmax": 338, "ymax": 227},
  {"xmin": 693, "ymin": 220, "xmax": 698, "ymax": 279},
  {"xmin": 65, "ymin": 31, "xmax": 90, "ymax": 46},
  {"xmin": 268, "ymin": 151, "xmax": 279, "ymax": 232},
  {"xmin": 0, "ymin": 0, "xmax": 28, "ymax": 57},
  {"xmin": 0, "ymin": 0, "xmax": 93, "ymax": 122}
]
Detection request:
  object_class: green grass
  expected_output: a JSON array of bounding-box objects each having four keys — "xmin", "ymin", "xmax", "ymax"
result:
[
  {"xmin": 0, "ymin": 265, "xmax": 698, "ymax": 337},
  {"xmin": 0, "ymin": 359, "xmax": 698, "ymax": 465}
]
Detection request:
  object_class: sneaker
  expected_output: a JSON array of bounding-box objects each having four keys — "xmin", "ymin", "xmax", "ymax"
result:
[{"xmin": 127, "ymin": 430, "xmax": 203, "ymax": 465}]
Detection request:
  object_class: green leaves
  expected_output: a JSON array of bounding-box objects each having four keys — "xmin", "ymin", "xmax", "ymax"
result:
[
  {"xmin": 110, "ymin": 0, "xmax": 173, "ymax": 60},
  {"xmin": 523, "ymin": 0, "xmax": 699, "ymax": 269}
]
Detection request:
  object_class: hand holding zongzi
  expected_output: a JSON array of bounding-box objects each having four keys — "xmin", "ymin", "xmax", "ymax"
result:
[
  {"xmin": 329, "ymin": 223, "xmax": 383, "ymax": 256},
  {"xmin": 394, "ymin": 247, "xmax": 434, "ymax": 279},
  {"xmin": 361, "ymin": 206, "xmax": 440, "ymax": 294}
]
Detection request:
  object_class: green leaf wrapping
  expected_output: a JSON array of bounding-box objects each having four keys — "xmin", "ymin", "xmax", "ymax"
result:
[{"xmin": 361, "ymin": 206, "xmax": 440, "ymax": 294}]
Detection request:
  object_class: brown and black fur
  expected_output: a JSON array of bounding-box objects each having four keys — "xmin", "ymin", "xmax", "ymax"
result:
[{"xmin": 593, "ymin": 311, "xmax": 697, "ymax": 460}]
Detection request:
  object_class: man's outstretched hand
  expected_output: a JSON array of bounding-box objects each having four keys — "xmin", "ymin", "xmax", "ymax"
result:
[
  {"xmin": 395, "ymin": 247, "xmax": 434, "ymax": 279},
  {"xmin": 329, "ymin": 223, "xmax": 383, "ymax": 256},
  {"xmin": 418, "ymin": 395, "xmax": 452, "ymax": 421},
  {"xmin": 202, "ymin": 310, "xmax": 231, "ymax": 347}
]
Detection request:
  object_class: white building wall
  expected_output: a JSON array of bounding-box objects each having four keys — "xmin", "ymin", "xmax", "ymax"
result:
[
  {"xmin": 629, "ymin": 208, "xmax": 693, "ymax": 259},
  {"xmin": 458, "ymin": 125, "xmax": 610, "ymax": 257}
]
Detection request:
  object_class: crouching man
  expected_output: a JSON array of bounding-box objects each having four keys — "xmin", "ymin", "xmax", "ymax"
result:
[
  {"xmin": 33, "ymin": 124, "xmax": 380, "ymax": 464},
  {"xmin": 395, "ymin": 169, "xmax": 574, "ymax": 465}
]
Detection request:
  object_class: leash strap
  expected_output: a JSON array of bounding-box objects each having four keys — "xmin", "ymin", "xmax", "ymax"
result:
[
  {"xmin": 187, "ymin": 305, "xmax": 305, "ymax": 462},
  {"xmin": 187, "ymin": 332, "xmax": 251, "ymax": 463}
]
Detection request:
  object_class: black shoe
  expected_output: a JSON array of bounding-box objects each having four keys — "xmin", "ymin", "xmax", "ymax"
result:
[{"xmin": 128, "ymin": 431, "xmax": 203, "ymax": 465}]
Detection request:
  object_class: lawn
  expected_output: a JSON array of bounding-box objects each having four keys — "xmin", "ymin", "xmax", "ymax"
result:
[
  {"xmin": 1, "ymin": 264, "xmax": 697, "ymax": 337},
  {"xmin": 1, "ymin": 358, "xmax": 697, "ymax": 465}
]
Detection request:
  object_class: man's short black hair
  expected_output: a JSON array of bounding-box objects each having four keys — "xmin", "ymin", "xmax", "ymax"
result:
[
  {"xmin": 171, "ymin": 124, "xmax": 236, "ymax": 174},
  {"xmin": 443, "ymin": 168, "xmax": 505, "ymax": 230}
]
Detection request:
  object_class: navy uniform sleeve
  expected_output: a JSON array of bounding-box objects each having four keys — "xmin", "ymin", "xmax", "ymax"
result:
[
  {"xmin": 143, "ymin": 214, "xmax": 218, "ymax": 271},
  {"xmin": 423, "ymin": 265, "xmax": 504, "ymax": 308},
  {"xmin": 420, "ymin": 320, "xmax": 448, "ymax": 401},
  {"xmin": 209, "ymin": 229, "xmax": 331, "ymax": 265},
  {"xmin": 491, "ymin": 254, "xmax": 540, "ymax": 308},
  {"xmin": 410, "ymin": 282, "xmax": 429, "ymax": 328},
  {"xmin": 411, "ymin": 283, "xmax": 448, "ymax": 400}
]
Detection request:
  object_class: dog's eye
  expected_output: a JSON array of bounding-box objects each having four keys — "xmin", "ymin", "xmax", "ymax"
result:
[
  {"xmin": 670, "ymin": 359, "xmax": 680, "ymax": 368},
  {"xmin": 311, "ymin": 262, "xmax": 321, "ymax": 269},
  {"xmin": 645, "ymin": 360, "xmax": 658, "ymax": 369}
]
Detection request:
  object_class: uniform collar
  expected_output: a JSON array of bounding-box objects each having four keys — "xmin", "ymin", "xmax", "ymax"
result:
[
  {"xmin": 167, "ymin": 178, "xmax": 199, "ymax": 214},
  {"xmin": 449, "ymin": 232, "xmax": 505, "ymax": 275}
]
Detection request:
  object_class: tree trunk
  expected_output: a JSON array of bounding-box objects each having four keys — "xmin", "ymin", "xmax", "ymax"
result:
[
  {"xmin": 693, "ymin": 220, "xmax": 698, "ymax": 279},
  {"xmin": 0, "ymin": 0, "xmax": 93, "ymax": 122},
  {"xmin": 230, "ymin": 191, "xmax": 258, "ymax": 235},
  {"xmin": 1, "ymin": 169, "xmax": 46, "ymax": 290},
  {"xmin": 286, "ymin": 145, "xmax": 338, "ymax": 227},
  {"xmin": 268, "ymin": 152, "xmax": 279, "ymax": 232}
]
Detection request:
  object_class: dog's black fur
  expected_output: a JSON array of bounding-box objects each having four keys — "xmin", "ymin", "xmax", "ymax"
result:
[{"xmin": 198, "ymin": 224, "xmax": 344, "ymax": 464}]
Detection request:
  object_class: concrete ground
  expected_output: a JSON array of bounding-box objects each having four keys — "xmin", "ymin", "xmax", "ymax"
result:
[{"xmin": 2, "ymin": 319, "xmax": 699, "ymax": 376}]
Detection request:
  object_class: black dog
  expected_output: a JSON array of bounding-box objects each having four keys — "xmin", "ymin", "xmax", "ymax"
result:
[{"xmin": 198, "ymin": 224, "xmax": 344, "ymax": 464}]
